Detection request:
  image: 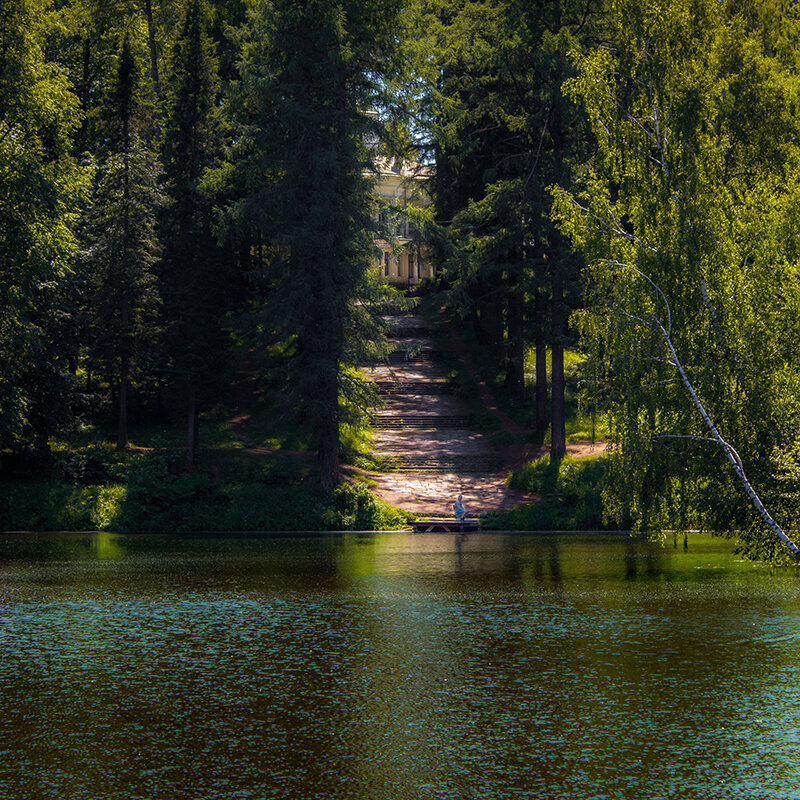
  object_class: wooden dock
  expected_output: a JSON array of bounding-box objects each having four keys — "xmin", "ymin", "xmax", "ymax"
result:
[{"xmin": 411, "ymin": 518, "xmax": 480, "ymax": 533}]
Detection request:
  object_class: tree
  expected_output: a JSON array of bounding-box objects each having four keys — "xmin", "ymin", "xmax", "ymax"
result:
[
  {"xmin": 227, "ymin": 0, "xmax": 402, "ymax": 491},
  {"xmin": 0, "ymin": 0, "xmax": 87, "ymax": 454},
  {"xmin": 408, "ymin": 0, "xmax": 609, "ymax": 457},
  {"xmin": 85, "ymin": 35, "xmax": 161, "ymax": 449},
  {"xmin": 551, "ymin": 0, "xmax": 800, "ymax": 559},
  {"xmin": 160, "ymin": 0, "xmax": 230, "ymax": 470}
]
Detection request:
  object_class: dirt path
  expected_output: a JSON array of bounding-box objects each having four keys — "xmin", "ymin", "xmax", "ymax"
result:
[{"xmin": 362, "ymin": 308, "xmax": 605, "ymax": 517}]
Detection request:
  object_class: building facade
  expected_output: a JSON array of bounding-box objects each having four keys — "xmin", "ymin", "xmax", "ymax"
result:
[{"xmin": 372, "ymin": 155, "xmax": 434, "ymax": 286}]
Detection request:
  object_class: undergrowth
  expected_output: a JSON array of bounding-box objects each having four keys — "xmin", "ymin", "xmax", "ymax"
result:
[
  {"xmin": 0, "ymin": 447, "xmax": 410, "ymax": 533},
  {"xmin": 485, "ymin": 453, "xmax": 617, "ymax": 531}
]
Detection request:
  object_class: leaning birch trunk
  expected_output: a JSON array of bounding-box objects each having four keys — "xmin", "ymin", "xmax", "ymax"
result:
[{"xmin": 635, "ymin": 268, "xmax": 800, "ymax": 560}]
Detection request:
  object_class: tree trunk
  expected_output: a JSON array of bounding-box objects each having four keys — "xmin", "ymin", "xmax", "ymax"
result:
[
  {"xmin": 193, "ymin": 404, "xmax": 200, "ymax": 456},
  {"xmin": 186, "ymin": 385, "xmax": 197, "ymax": 472},
  {"xmin": 534, "ymin": 285, "xmax": 548, "ymax": 438},
  {"xmin": 483, "ymin": 290, "xmax": 504, "ymax": 361},
  {"xmin": 550, "ymin": 275, "xmax": 566, "ymax": 461},
  {"xmin": 654, "ymin": 302, "xmax": 800, "ymax": 560},
  {"xmin": 142, "ymin": 0, "xmax": 161, "ymax": 101},
  {"xmin": 317, "ymin": 352, "xmax": 340, "ymax": 493},
  {"xmin": 319, "ymin": 428, "xmax": 340, "ymax": 493},
  {"xmin": 118, "ymin": 353, "xmax": 129, "ymax": 450},
  {"xmin": 504, "ymin": 273, "xmax": 525, "ymax": 402},
  {"xmin": 318, "ymin": 388, "xmax": 340, "ymax": 494}
]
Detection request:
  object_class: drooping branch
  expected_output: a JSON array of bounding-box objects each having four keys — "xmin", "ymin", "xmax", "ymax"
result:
[
  {"xmin": 699, "ymin": 279, "xmax": 751, "ymax": 401},
  {"xmin": 623, "ymin": 264, "xmax": 800, "ymax": 559}
]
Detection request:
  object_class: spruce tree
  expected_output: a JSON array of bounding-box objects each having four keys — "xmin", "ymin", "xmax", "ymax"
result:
[
  {"xmin": 411, "ymin": 0, "xmax": 608, "ymax": 456},
  {"xmin": 230, "ymin": 0, "xmax": 400, "ymax": 492},
  {"xmin": 86, "ymin": 35, "xmax": 161, "ymax": 449},
  {"xmin": 160, "ymin": 0, "xmax": 229, "ymax": 470}
]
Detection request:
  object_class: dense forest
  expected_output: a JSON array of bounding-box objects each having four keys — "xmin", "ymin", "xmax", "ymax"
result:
[{"xmin": 2, "ymin": 0, "xmax": 800, "ymax": 558}]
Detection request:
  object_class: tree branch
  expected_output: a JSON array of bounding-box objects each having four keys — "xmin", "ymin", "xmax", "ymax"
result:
[{"xmin": 625, "ymin": 268, "xmax": 800, "ymax": 559}]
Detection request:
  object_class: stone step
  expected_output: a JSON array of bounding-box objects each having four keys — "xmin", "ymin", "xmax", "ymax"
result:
[
  {"xmin": 386, "ymin": 326, "xmax": 432, "ymax": 338},
  {"xmin": 371, "ymin": 454, "xmax": 499, "ymax": 473},
  {"xmin": 371, "ymin": 415, "xmax": 473, "ymax": 429},
  {"xmin": 377, "ymin": 381, "xmax": 454, "ymax": 395},
  {"xmin": 363, "ymin": 349, "xmax": 442, "ymax": 367},
  {"xmin": 386, "ymin": 349, "xmax": 442, "ymax": 365}
]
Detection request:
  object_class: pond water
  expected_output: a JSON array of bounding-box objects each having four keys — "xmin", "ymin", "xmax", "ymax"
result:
[{"xmin": 1, "ymin": 531, "xmax": 799, "ymax": 800}]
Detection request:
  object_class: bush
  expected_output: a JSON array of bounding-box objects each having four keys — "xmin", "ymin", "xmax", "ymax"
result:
[
  {"xmin": 321, "ymin": 483, "xmax": 408, "ymax": 531},
  {"xmin": 488, "ymin": 453, "xmax": 615, "ymax": 531},
  {"xmin": 0, "ymin": 482, "xmax": 125, "ymax": 531},
  {"xmin": 507, "ymin": 454, "xmax": 560, "ymax": 494},
  {"xmin": 115, "ymin": 447, "xmax": 226, "ymax": 531},
  {"xmin": 52, "ymin": 442, "xmax": 128, "ymax": 484},
  {"xmin": 0, "ymin": 450, "xmax": 409, "ymax": 532},
  {"xmin": 222, "ymin": 484, "xmax": 326, "ymax": 531}
]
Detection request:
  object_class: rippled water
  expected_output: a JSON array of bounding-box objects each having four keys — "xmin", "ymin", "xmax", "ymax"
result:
[{"xmin": 1, "ymin": 532, "xmax": 800, "ymax": 799}]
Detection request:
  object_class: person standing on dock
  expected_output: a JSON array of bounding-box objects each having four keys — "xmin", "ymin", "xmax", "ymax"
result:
[{"xmin": 453, "ymin": 495, "xmax": 466, "ymax": 522}]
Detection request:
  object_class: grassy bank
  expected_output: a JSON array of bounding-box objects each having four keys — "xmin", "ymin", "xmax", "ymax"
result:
[
  {"xmin": 484, "ymin": 453, "xmax": 623, "ymax": 531},
  {"xmin": 0, "ymin": 442, "xmax": 409, "ymax": 533}
]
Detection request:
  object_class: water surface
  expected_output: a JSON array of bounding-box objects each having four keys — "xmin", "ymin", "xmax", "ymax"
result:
[{"xmin": 1, "ymin": 532, "xmax": 799, "ymax": 799}]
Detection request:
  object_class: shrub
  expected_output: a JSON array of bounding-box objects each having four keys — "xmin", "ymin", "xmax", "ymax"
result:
[
  {"xmin": 321, "ymin": 483, "xmax": 408, "ymax": 531},
  {"xmin": 115, "ymin": 447, "xmax": 226, "ymax": 531},
  {"xmin": 52, "ymin": 443, "xmax": 128, "ymax": 484},
  {"xmin": 489, "ymin": 453, "xmax": 615, "ymax": 531}
]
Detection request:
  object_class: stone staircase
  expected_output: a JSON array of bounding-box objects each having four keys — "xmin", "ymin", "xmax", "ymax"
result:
[
  {"xmin": 364, "ymin": 306, "xmax": 496, "ymax": 476},
  {"xmin": 371, "ymin": 454, "xmax": 500, "ymax": 474},
  {"xmin": 376, "ymin": 380, "xmax": 454, "ymax": 395}
]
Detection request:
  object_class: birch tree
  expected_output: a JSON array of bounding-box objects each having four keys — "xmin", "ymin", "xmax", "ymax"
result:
[{"xmin": 551, "ymin": 0, "xmax": 800, "ymax": 559}]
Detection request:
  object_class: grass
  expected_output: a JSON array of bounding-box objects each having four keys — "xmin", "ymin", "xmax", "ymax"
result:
[{"xmin": 485, "ymin": 452, "xmax": 618, "ymax": 531}]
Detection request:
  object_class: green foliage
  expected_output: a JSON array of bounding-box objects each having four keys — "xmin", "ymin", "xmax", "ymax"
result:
[
  {"xmin": 494, "ymin": 453, "xmax": 617, "ymax": 531},
  {"xmin": 0, "ymin": 482, "xmax": 125, "ymax": 532},
  {"xmin": 321, "ymin": 483, "xmax": 408, "ymax": 531},
  {"xmin": 112, "ymin": 446, "xmax": 222, "ymax": 531},
  {"xmin": 408, "ymin": 0, "xmax": 611, "ymax": 447},
  {"xmin": 51, "ymin": 441, "xmax": 129, "ymax": 483},
  {"xmin": 83, "ymin": 35, "xmax": 162, "ymax": 447},
  {"xmin": 1, "ymin": 443, "xmax": 409, "ymax": 532},
  {"xmin": 159, "ymin": 0, "xmax": 233, "ymax": 467},
  {"xmin": 551, "ymin": 0, "xmax": 800, "ymax": 558},
  {"xmin": 221, "ymin": 0, "xmax": 404, "ymax": 490},
  {"xmin": 0, "ymin": 0, "xmax": 89, "ymax": 452},
  {"xmin": 508, "ymin": 454, "xmax": 561, "ymax": 495}
]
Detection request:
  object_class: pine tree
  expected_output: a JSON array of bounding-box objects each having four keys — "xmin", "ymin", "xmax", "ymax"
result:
[{"xmin": 86, "ymin": 35, "xmax": 161, "ymax": 449}]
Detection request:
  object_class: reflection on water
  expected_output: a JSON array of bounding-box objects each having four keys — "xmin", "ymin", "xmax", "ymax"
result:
[{"xmin": 1, "ymin": 532, "xmax": 799, "ymax": 799}]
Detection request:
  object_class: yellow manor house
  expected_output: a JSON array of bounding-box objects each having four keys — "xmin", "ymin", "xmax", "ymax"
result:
[{"xmin": 371, "ymin": 154, "xmax": 435, "ymax": 286}]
